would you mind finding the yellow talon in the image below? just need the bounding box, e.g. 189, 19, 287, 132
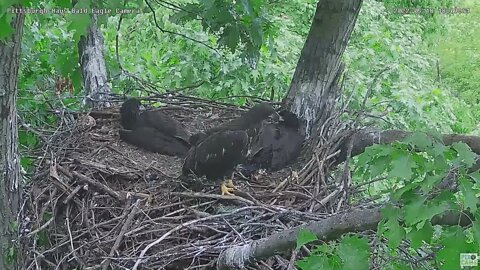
220, 182, 235, 196
225, 179, 236, 189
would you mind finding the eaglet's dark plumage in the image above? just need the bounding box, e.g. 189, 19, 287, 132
119, 98, 190, 157
242, 110, 304, 175
191, 102, 279, 146
182, 130, 249, 195
183, 102, 280, 195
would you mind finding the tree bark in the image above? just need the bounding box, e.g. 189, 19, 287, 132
0, 11, 25, 270
335, 129, 480, 165
78, 14, 111, 109
216, 207, 471, 269
284, 0, 363, 137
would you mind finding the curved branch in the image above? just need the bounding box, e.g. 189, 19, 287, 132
144, 0, 220, 54
216, 207, 472, 269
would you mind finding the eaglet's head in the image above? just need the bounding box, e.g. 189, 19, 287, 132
244, 102, 279, 122
121, 98, 142, 116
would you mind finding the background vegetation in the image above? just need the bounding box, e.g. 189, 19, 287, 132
9, 0, 479, 268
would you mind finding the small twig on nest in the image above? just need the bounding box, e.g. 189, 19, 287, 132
71, 170, 124, 201
170, 192, 255, 205
101, 199, 142, 270
26, 217, 54, 238
131, 206, 264, 270
63, 184, 84, 204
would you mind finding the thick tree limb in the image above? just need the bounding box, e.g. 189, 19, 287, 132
216, 207, 472, 269
335, 129, 480, 165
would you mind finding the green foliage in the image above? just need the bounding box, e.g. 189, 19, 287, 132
433, 0, 480, 122
296, 233, 370, 270
296, 228, 318, 250
4, 246, 17, 265
170, 0, 275, 61
355, 133, 480, 269
345, 0, 476, 133
102, 0, 311, 103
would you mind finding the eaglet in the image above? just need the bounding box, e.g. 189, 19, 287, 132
119, 98, 190, 157
242, 110, 304, 175
183, 102, 280, 195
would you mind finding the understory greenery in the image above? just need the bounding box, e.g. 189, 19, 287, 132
296, 132, 480, 270
1, 0, 478, 268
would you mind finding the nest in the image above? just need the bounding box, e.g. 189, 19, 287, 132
25, 95, 355, 270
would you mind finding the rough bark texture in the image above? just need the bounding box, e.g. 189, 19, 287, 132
334, 129, 480, 191
284, 0, 363, 137
216, 207, 472, 269
0, 12, 25, 270
78, 14, 111, 109
335, 129, 480, 165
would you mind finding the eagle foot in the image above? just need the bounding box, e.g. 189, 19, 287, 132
220, 180, 236, 196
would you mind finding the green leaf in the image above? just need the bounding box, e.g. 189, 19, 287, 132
370, 156, 389, 178
407, 221, 433, 248
296, 228, 317, 250
0, 12, 14, 39
405, 131, 432, 150
20, 157, 33, 174
391, 182, 420, 202
18, 130, 38, 148
250, 17, 263, 47
383, 218, 405, 249
311, 243, 332, 255
238, 0, 253, 15
66, 1, 91, 42
452, 142, 476, 168
472, 212, 480, 244
36, 230, 49, 247
392, 262, 411, 270
389, 154, 414, 179
431, 142, 448, 157
469, 171, 480, 184
420, 174, 443, 193
436, 226, 475, 270
296, 255, 336, 270
337, 236, 370, 270
403, 197, 428, 226
220, 25, 240, 52
459, 177, 478, 213
54, 0, 71, 8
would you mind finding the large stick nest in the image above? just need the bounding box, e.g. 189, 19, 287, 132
25, 95, 355, 270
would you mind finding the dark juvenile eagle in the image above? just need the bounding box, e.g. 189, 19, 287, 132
191, 102, 280, 146
119, 98, 190, 157
242, 110, 304, 174
182, 130, 249, 195
183, 102, 280, 195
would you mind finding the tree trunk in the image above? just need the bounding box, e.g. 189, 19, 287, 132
78, 14, 111, 109
0, 12, 25, 270
284, 0, 363, 137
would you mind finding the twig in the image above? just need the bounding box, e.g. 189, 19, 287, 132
101, 199, 142, 270
170, 192, 255, 205
132, 206, 263, 269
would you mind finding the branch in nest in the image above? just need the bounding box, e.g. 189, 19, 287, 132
216, 207, 473, 269
57, 166, 150, 202
131, 206, 266, 270
171, 192, 256, 205
335, 129, 480, 166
